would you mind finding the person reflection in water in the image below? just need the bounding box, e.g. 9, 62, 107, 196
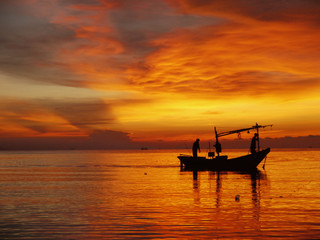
192, 138, 200, 158
250, 133, 258, 154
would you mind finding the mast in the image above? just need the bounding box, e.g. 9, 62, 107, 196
214, 127, 222, 156
214, 127, 218, 143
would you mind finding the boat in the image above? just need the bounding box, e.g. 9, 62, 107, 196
178, 123, 272, 171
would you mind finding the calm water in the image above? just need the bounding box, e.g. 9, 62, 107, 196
0, 149, 319, 239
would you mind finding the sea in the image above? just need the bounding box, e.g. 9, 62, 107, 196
0, 148, 319, 239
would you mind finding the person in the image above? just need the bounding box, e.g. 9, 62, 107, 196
215, 141, 222, 156
192, 138, 200, 158
250, 133, 258, 154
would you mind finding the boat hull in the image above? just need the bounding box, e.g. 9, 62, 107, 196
178, 148, 270, 171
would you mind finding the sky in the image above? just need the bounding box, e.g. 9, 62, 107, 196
0, 0, 320, 149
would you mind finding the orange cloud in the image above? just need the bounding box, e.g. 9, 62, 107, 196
1, 0, 320, 142
122, 1, 320, 140
0, 98, 114, 137
127, 20, 320, 99
0, 99, 74, 137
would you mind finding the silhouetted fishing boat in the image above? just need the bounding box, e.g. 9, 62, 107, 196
178, 123, 272, 171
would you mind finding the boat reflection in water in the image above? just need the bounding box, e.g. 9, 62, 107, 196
182, 168, 269, 231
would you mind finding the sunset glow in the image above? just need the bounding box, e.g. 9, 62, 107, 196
1, 0, 320, 148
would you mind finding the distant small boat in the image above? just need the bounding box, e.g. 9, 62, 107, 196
178, 123, 272, 171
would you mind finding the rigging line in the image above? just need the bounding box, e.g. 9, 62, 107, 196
216, 124, 273, 138
262, 155, 267, 170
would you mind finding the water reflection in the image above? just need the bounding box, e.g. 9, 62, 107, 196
1, 150, 319, 239
183, 169, 269, 231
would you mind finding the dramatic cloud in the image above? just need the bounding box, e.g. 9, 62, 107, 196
128, 1, 320, 98
166, 0, 320, 23
0, 129, 138, 150
0, 0, 83, 87
0, 98, 115, 137
0, 0, 319, 145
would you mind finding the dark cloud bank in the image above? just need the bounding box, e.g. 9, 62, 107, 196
0, 132, 319, 150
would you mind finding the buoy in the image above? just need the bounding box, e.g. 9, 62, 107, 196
235, 194, 240, 201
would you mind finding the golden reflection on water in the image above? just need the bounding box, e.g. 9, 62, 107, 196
0, 149, 319, 239
182, 169, 269, 235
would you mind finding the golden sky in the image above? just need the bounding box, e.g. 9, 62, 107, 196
0, 0, 320, 145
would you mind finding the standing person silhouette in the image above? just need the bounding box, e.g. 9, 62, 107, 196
215, 141, 222, 156
192, 138, 200, 158
250, 133, 258, 154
